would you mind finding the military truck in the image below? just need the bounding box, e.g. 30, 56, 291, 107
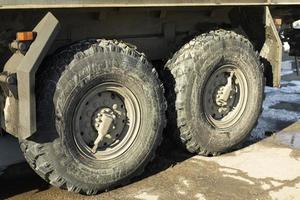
0, 0, 299, 195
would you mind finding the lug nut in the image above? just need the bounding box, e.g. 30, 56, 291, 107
106, 135, 112, 139
112, 104, 118, 110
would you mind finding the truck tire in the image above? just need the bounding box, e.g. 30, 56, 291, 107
165, 30, 264, 156
19, 39, 166, 195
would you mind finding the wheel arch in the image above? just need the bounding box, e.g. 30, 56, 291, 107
229, 6, 282, 87
259, 6, 282, 88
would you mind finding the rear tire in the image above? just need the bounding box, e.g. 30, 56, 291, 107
20, 40, 166, 195
165, 30, 264, 156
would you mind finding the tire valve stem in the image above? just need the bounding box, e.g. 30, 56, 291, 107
92, 112, 114, 154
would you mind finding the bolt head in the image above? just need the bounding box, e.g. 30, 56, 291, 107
112, 104, 118, 110
106, 134, 112, 139
6, 76, 16, 84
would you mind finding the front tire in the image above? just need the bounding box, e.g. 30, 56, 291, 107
20, 40, 166, 194
165, 30, 264, 156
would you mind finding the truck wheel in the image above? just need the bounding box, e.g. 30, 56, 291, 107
165, 30, 263, 156
19, 40, 166, 195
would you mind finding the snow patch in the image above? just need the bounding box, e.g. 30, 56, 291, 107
135, 192, 159, 200
219, 167, 238, 174
195, 193, 206, 200
250, 68, 300, 140
270, 182, 300, 199
281, 60, 294, 75
222, 174, 255, 185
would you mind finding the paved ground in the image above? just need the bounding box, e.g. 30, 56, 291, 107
1, 123, 300, 200
0, 60, 300, 200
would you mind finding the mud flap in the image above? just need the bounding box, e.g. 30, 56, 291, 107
260, 6, 282, 88
2, 12, 60, 139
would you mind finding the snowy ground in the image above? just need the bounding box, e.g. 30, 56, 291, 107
250, 60, 300, 140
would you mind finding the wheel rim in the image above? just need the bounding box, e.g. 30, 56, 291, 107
203, 65, 248, 129
73, 82, 141, 160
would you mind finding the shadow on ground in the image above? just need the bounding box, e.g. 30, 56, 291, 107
0, 135, 194, 199
0, 162, 50, 199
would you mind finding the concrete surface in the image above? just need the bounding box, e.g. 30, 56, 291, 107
0, 60, 299, 200
1, 123, 300, 200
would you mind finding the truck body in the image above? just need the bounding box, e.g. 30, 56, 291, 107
0, 0, 300, 7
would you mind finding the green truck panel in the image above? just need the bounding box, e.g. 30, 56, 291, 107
0, 0, 299, 9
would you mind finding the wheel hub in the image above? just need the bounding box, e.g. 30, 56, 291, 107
92, 108, 116, 153
94, 107, 116, 131
203, 65, 248, 128
73, 82, 141, 160
215, 71, 235, 107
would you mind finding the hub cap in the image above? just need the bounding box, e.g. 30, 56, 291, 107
73, 82, 141, 160
203, 65, 248, 128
